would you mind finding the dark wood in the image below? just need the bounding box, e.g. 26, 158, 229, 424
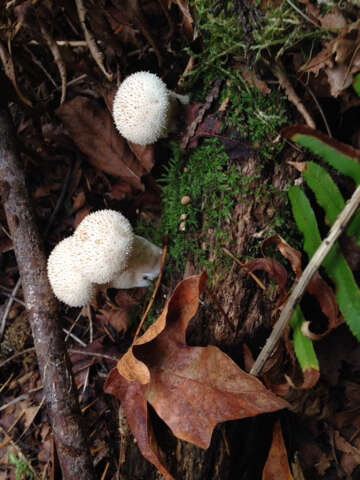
0, 107, 95, 479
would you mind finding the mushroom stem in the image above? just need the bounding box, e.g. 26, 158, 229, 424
111, 235, 162, 289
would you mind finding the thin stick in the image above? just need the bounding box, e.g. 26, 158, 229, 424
272, 61, 316, 129
39, 21, 67, 105
0, 347, 36, 369
62, 328, 87, 347
297, 78, 332, 137
222, 247, 266, 290
133, 244, 168, 342
0, 425, 38, 478
68, 349, 118, 362
0, 387, 43, 412
64, 309, 83, 342
285, 0, 320, 28
74, 0, 112, 81
250, 184, 360, 376
0, 278, 21, 341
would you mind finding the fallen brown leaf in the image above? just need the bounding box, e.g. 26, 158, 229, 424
262, 420, 294, 480
246, 257, 288, 299
56, 96, 154, 190
104, 274, 288, 477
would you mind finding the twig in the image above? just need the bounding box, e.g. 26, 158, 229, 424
64, 309, 84, 342
0, 40, 32, 107
285, 0, 320, 28
101, 462, 110, 480
39, 22, 67, 105
0, 387, 43, 413
68, 349, 118, 362
74, 0, 112, 81
87, 304, 94, 344
0, 107, 95, 479
133, 243, 168, 341
0, 278, 21, 341
297, 78, 332, 137
0, 425, 38, 479
222, 247, 266, 290
250, 184, 360, 376
24, 45, 58, 88
0, 347, 36, 369
62, 328, 87, 347
272, 60, 316, 129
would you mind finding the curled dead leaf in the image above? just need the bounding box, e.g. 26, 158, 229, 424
105, 274, 288, 477
246, 257, 288, 298
262, 235, 302, 279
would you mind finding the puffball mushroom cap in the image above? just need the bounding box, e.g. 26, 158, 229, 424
72, 209, 134, 284
113, 71, 170, 145
47, 237, 94, 307
111, 235, 162, 289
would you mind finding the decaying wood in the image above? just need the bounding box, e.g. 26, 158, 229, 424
0, 107, 95, 479
251, 184, 360, 376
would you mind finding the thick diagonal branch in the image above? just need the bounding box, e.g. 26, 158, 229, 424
0, 107, 95, 479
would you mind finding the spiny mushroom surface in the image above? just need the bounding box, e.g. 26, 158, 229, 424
113, 71, 169, 145
72, 209, 134, 284
47, 236, 94, 307
113, 71, 189, 146
47, 209, 163, 307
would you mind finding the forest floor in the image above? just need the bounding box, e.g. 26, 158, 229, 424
1, 0, 360, 479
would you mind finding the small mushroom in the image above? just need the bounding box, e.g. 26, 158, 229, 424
112, 71, 189, 145
47, 209, 163, 307
72, 209, 134, 284
47, 236, 94, 307
111, 235, 162, 289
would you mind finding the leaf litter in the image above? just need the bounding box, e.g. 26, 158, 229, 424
0, 0, 360, 478
104, 274, 288, 478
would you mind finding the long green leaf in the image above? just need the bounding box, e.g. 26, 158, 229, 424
288, 186, 360, 340
283, 125, 360, 184
290, 306, 319, 372
303, 162, 360, 245
353, 73, 360, 98
288, 186, 321, 258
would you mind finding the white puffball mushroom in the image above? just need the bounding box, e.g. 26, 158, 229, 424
72, 210, 134, 284
111, 235, 162, 289
47, 237, 94, 307
113, 71, 189, 146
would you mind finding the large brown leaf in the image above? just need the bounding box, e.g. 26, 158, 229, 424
104, 274, 288, 477
56, 96, 154, 190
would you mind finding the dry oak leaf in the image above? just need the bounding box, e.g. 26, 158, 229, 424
104, 274, 288, 479
262, 419, 294, 480
56, 96, 154, 190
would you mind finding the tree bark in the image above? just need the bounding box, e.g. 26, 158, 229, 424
0, 107, 95, 479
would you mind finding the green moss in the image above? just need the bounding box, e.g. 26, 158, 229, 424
137, 139, 244, 280
220, 75, 288, 159
251, 1, 328, 63
186, 0, 329, 86
9, 453, 34, 480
